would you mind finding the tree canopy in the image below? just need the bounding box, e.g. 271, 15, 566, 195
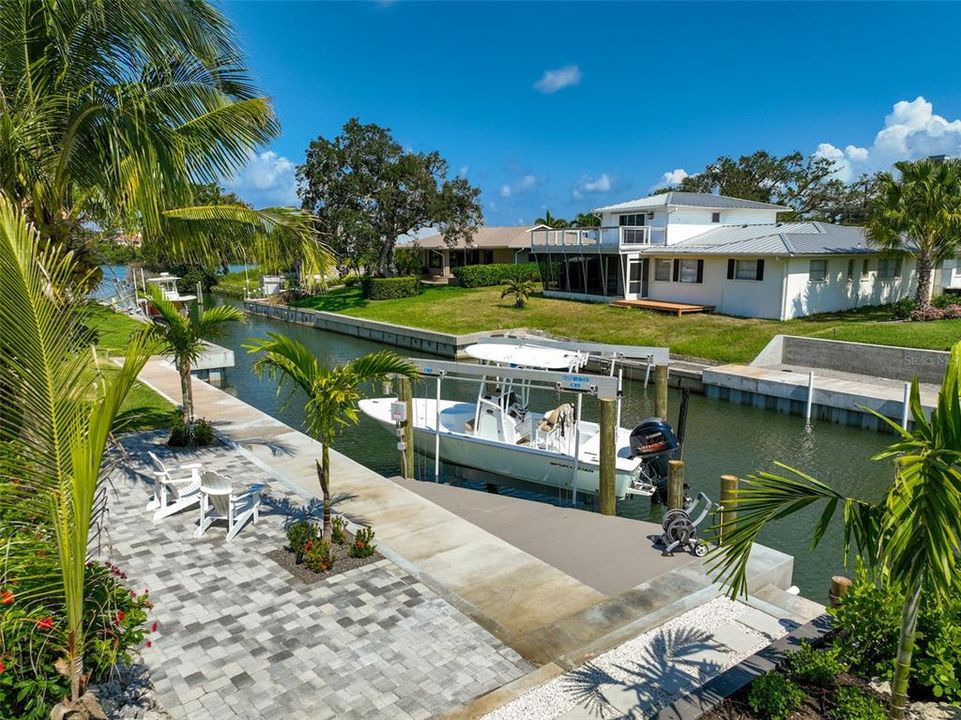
663, 150, 883, 224
296, 118, 483, 276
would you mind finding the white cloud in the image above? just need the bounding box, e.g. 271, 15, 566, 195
649, 168, 689, 192
534, 65, 582, 94
458, 165, 470, 177
500, 174, 538, 198
572, 173, 613, 200
815, 97, 961, 181
224, 151, 297, 207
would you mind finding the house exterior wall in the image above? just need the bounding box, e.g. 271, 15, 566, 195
645, 256, 785, 319
780, 256, 917, 320
596, 208, 782, 245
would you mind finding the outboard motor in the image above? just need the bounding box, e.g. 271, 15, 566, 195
629, 418, 682, 503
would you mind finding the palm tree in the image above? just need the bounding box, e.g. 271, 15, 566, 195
708, 341, 961, 719
572, 212, 601, 228
0, 197, 155, 714
501, 278, 536, 308
535, 209, 569, 228
866, 158, 961, 308
0, 0, 331, 287
146, 287, 244, 422
247, 335, 417, 542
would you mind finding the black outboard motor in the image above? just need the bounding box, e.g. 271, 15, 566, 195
629, 418, 682, 503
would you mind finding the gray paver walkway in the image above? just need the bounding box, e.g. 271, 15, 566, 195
101, 432, 531, 719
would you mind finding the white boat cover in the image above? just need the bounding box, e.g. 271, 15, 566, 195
465, 343, 586, 371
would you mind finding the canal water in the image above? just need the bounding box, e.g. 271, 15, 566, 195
94, 269, 891, 603
193, 295, 891, 603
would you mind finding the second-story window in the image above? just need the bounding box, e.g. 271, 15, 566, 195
618, 213, 645, 227
711, 212, 721, 223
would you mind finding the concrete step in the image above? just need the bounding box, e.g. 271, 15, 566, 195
752, 584, 827, 624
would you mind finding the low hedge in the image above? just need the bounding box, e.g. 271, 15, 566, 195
452, 262, 541, 288
361, 275, 422, 300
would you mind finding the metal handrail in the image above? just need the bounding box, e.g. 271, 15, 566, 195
530, 225, 665, 248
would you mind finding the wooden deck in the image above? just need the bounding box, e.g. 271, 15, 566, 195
611, 298, 715, 316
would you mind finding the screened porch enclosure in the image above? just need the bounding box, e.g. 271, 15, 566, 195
534, 251, 641, 298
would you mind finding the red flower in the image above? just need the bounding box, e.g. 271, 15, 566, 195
36, 617, 53, 630
151, 622, 159, 633
0, 660, 5, 673
129, 590, 136, 598
145, 640, 152, 648
114, 611, 125, 624
1, 591, 13, 605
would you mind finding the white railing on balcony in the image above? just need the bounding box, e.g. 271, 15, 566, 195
530, 225, 666, 249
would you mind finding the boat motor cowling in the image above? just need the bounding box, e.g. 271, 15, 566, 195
629, 418, 682, 502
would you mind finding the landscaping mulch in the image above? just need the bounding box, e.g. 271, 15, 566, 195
267, 531, 384, 583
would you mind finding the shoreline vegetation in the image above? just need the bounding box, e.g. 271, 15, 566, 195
290, 284, 961, 364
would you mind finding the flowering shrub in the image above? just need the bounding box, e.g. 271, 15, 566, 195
286, 520, 315, 564
349, 527, 377, 559
0, 537, 154, 720
303, 539, 334, 573
331, 516, 347, 546
911, 305, 946, 321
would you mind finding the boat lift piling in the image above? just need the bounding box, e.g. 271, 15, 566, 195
655, 364, 669, 419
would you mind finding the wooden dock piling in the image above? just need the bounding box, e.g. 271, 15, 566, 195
397, 376, 415, 479
655, 364, 669, 419
719, 474, 739, 546
667, 459, 685, 510
598, 399, 616, 516
829, 576, 852, 606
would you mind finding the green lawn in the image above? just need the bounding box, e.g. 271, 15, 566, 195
294, 285, 961, 363
87, 304, 177, 431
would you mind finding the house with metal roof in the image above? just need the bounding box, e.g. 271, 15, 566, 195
530, 191, 918, 320
409, 225, 533, 281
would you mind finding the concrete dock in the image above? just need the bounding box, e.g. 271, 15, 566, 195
135, 361, 795, 668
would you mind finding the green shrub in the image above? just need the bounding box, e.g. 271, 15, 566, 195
286, 521, 314, 563
831, 563, 961, 702
349, 527, 377, 558
361, 276, 422, 300
829, 686, 885, 720
167, 416, 216, 447
748, 672, 804, 720
891, 297, 916, 319
342, 273, 363, 287
0, 538, 153, 720
331, 516, 347, 546
452, 262, 541, 288
303, 538, 334, 573
785, 641, 847, 687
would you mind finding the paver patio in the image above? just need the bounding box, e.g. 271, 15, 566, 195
99, 431, 532, 719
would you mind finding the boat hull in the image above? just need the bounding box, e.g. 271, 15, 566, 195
361, 398, 639, 499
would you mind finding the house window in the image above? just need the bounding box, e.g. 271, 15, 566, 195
654, 259, 672, 281
678, 259, 701, 284
736, 260, 759, 281
861, 258, 870, 279
847, 259, 855, 280
878, 258, 902, 279
618, 213, 646, 227
428, 252, 443, 269
809, 259, 828, 282
711, 212, 721, 223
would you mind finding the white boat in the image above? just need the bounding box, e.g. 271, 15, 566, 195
359, 342, 680, 499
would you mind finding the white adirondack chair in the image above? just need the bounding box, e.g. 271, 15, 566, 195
195, 470, 263, 542
147, 452, 202, 521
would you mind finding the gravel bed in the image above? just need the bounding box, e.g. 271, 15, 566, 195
483, 597, 772, 720
91, 659, 171, 720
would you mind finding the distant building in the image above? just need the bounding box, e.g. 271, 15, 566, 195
530, 191, 921, 320
410, 226, 533, 280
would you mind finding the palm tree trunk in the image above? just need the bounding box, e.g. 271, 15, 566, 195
915, 255, 933, 308
889, 581, 922, 719
316, 447, 332, 544
179, 358, 193, 421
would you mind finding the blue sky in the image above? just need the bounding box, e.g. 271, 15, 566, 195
223, 1, 961, 225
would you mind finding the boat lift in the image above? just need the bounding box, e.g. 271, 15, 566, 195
407, 357, 622, 506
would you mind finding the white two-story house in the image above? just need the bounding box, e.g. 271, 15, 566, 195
529, 191, 918, 320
